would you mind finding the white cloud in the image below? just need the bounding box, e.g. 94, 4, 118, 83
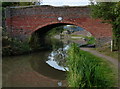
41, 0, 90, 6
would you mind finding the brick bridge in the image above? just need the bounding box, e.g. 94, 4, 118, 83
5, 5, 112, 41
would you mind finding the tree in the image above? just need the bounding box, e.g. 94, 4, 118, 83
2, 2, 34, 7
90, 2, 120, 51
2, 0, 42, 7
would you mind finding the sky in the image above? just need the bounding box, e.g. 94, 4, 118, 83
40, 0, 91, 6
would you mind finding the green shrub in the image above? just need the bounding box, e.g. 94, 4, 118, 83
45, 26, 64, 37
2, 37, 31, 56
66, 43, 116, 88
85, 36, 96, 45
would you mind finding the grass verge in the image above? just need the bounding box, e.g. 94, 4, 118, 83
66, 43, 117, 88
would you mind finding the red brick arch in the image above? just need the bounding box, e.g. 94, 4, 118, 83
5, 6, 112, 40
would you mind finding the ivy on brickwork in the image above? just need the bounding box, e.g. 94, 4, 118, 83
91, 2, 120, 51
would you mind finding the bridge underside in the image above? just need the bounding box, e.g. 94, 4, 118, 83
34, 23, 72, 37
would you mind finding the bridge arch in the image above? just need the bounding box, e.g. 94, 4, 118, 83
30, 22, 94, 37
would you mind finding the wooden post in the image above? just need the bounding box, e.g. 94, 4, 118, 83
111, 40, 113, 52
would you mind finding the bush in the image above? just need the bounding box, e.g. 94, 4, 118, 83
66, 43, 116, 88
85, 36, 96, 45
45, 26, 64, 37
2, 37, 31, 56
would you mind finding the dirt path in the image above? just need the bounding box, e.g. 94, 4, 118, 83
80, 48, 118, 67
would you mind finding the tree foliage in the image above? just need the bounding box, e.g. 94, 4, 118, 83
2, 2, 34, 7
2, 0, 42, 7
91, 2, 120, 50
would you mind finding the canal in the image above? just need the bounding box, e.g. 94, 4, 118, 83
2, 38, 85, 87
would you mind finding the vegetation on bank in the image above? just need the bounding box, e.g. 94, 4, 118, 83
66, 43, 117, 88
45, 26, 64, 37
84, 36, 95, 45
2, 35, 31, 56
70, 34, 96, 45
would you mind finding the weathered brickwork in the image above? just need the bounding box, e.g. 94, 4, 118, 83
5, 5, 112, 40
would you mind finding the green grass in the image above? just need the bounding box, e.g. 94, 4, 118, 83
66, 43, 117, 88
70, 35, 96, 45
70, 34, 84, 37
70, 38, 82, 40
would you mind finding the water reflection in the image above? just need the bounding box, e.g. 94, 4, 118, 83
30, 50, 66, 80
46, 45, 70, 71
30, 39, 69, 80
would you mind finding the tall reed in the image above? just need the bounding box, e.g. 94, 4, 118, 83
66, 43, 116, 88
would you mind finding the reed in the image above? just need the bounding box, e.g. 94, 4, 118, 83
66, 43, 116, 88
